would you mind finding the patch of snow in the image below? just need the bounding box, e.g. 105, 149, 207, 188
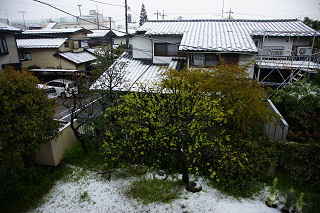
31, 166, 283, 213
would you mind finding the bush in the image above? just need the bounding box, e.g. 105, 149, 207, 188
271, 80, 320, 144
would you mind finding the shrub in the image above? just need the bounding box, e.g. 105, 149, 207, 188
271, 80, 320, 144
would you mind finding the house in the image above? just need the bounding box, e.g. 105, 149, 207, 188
87, 29, 134, 48
129, 19, 319, 87
16, 28, 96, 79
0, 23, 22, 71
93, 19, 320, 92
52, 10, 115, 30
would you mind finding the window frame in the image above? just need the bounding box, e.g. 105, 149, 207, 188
154, 43, 179, 57
0, 35, 9, 55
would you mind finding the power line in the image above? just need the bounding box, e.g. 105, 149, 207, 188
85, 0, 124, 7
30, 0, 258, 56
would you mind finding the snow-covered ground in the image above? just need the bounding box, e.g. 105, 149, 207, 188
31, 166, 283, 213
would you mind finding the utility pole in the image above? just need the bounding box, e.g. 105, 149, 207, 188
160, 10, 167, 20
109, 17, 112, 30
221, 0, 224, 18
226, 8, 233, 19
125, 0, 129, 48
77, 5, 82, 27
154, 10, 161, 20
96, 6, 100, 29
18, 11, 27, 30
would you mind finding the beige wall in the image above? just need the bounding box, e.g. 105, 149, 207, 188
0, 33, 20, 69
21, 48, 78, 70
34, 123, 78, 166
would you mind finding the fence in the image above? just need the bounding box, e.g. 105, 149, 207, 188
265, 99, 289, 141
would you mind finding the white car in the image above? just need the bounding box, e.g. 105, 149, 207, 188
47, 79, 77, 98
37, 84, 58, 99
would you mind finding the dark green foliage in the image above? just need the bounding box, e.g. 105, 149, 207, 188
139, 3, 148, 26
273, 141, 320, 190
126, 178, 182, 204
271, 80, 320, 144
303, 17, 320, 49
0, 67, 57, 167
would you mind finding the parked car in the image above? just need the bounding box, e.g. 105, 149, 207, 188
37, 84, 58, 99
46, 79, 77, 98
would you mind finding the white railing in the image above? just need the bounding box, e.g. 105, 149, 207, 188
265, 99, 288, 141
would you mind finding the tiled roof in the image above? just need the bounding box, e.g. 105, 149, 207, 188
91, 51, 182, 91
88, 29, 135, 38
17, 38, 67, 48
87, 30, 108, 38
0, 23, 22, 32
23, 28, 91, 34
137, 19, 319, 53
57, 51, 97, 64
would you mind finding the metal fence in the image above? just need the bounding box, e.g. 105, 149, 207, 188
265, 99, 289, 141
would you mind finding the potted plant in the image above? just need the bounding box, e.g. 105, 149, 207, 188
266, 177, 278, 208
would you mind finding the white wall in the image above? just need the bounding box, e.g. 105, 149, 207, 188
239, 54, 256, 78
132, 36, 152, 59
0, 33, 20, 69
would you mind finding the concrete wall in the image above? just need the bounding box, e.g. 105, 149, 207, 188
21, 48, 77, 70
239, 54, 256, 78
34, 122, 78, 166
132, 36, 152, 59
0, 33, 20, 69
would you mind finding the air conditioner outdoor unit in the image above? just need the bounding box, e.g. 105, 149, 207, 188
297, 47, 312, 56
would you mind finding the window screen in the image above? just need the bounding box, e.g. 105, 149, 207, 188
154, 43, 167, 56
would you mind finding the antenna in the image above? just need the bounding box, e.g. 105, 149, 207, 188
160, 10, 167, 20
226, 8, 233, 19
221, 0, 224, 18
18, 10, 27, 30
154, 10, 161, 20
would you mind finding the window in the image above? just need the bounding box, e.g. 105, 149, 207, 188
0, 36, 8, 55
19, 52, 32, 61
64, 42, 69, 48
154, 43, 179, 56
190, 53, 218, 67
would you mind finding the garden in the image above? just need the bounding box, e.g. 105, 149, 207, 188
0, 63, 319, 212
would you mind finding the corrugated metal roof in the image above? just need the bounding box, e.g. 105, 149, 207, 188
17, 38, 67, 49
0, 23, 22, 32
58, 51, 97, 64
44, 23, 57, 30
137, 19, 319, 53
91, 51, 174, 91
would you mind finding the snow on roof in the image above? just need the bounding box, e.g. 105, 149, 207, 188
23, 28, 91, 34
57, 51, 97, 64
256, 59, 320, 72
91, 51, 180, 92
137, 19, 319, 53
87, 29, 134, 38
0, 23, 22, 32
44, 22, 57, 30
17, 38, 67, 49
87, 30, 109, 38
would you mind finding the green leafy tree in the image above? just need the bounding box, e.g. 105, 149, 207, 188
303, 17, 320, 49
163, 63, 273, 135
139, 3, 148, 26
104, 77, 228, 184
0, 67, 57, 168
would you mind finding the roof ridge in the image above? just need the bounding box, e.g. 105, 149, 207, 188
146, 19, 299, 23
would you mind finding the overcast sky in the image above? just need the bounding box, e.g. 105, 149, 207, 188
0, 0, 319, 27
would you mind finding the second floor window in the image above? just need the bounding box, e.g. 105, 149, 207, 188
154, 43, 179, 56
0, 36, 8, 55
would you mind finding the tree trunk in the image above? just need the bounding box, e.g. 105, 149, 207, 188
22, 153, 39, 184
177, 149, 189, 183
